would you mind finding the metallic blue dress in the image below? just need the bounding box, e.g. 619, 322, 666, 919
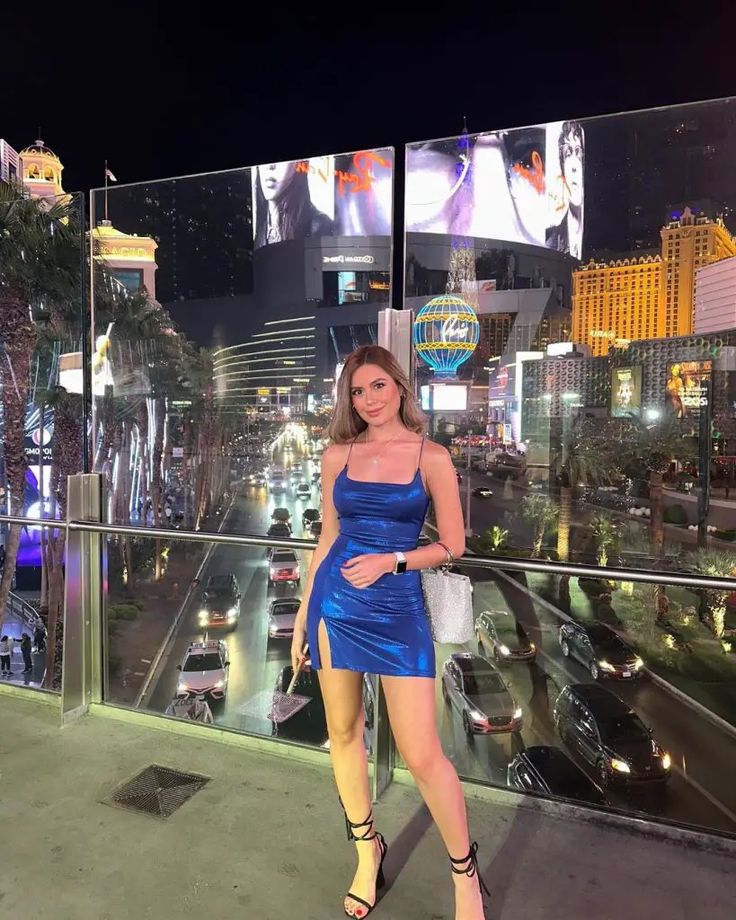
306, 438, 435, 678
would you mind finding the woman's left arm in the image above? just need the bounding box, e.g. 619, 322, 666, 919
340, 443, 465, 589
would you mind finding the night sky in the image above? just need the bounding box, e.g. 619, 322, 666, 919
3, 4, 736, 193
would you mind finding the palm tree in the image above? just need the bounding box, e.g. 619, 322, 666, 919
617, 417, 695, 556
686, 548, 736, 638
551, 419, 619, 562
590, 511, 621, 568
0, 184, 80, 628
518, 494, 558, 558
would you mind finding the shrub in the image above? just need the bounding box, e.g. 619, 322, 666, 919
108, 603, 139, 621
578, 577, 609, 597
664, 504, 688, 526
715, 529, 736, 542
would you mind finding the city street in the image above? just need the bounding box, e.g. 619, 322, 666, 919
137, 437, 736, 837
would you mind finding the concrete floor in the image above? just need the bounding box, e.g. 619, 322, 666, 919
1, 692, 735, 920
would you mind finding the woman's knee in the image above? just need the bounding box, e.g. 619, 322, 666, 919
328, 713, 365, 748
401, 743, 444, 783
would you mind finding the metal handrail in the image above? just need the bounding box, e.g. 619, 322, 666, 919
0, 514, 68, 529
4, 513, 736, 591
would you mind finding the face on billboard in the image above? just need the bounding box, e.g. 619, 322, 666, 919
665, 361, 711, 418
405, 121, 585, 258
611, 367, 642, 417
253, 148, 394, 249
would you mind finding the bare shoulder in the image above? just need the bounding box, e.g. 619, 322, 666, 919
321, 442, 350, 474
422, 439, 452, 466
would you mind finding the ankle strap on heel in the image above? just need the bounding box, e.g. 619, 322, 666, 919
339, 797, 378, 842
450, 841, 492, 897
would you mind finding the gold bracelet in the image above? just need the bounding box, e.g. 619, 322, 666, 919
436, 540, 453, 565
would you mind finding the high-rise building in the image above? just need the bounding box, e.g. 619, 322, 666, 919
0, 139, 20, 185
571, 254, 663, 357
660, 206, 736, 337
694, 254, 736, 334
572, 208, 736, 356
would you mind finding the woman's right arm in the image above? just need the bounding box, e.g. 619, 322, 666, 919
290, 444, 344, 671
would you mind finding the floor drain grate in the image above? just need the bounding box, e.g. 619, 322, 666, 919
103, 764, 211, 819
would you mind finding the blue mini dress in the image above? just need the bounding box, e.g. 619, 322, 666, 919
306, 437, 435, 678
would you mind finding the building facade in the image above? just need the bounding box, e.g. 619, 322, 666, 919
0, 138, 20, 185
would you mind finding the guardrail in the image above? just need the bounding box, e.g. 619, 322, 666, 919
3, 513, 736, 591
6, 592, 41, 630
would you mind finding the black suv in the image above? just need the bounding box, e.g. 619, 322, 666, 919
199, 573, 241, 629
559, 621, 643, 680
554, 684, 671, 789
507, 745, 604, 804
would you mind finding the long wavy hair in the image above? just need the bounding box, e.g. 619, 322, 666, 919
327, 345, 427, 444
254, 164, 313, 248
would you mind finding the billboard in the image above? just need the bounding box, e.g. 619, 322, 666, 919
610, 366, 642, 417
253, 148, 394, 249
406, 121, 584, 257
665, 360, 712, 418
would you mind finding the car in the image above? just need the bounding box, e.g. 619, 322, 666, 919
507, 745, 605, 804
302, 508, 321, 530
488, 452, 526, 481
559, 621, 643, 680
268, 597, 302, 640
267, 521, 291, 540
296, 482, 311, 500
554, 683, 671, 789
441, 653, 522, 739
176, 639, 230, 702
272, 507, 292, 526
476, 610, 536, 664
472, 486, 494, 499
310, 521, 323, 538
247, 472, 267, 487
271, 665, 328, 747
311, 471, 321, 482
198, 573, 241, 628
268, 549, 301, 587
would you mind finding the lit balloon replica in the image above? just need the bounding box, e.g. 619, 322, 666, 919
413, 294, 480, 379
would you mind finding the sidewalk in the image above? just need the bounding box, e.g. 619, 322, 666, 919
1, 693, 734, 920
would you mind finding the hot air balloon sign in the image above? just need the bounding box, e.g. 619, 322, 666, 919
413, 294, 479, 379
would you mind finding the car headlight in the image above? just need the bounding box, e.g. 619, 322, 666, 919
529, 642, 536, 651
598, 659, 616, 672
513, 707, 523, 720
610, 758, 631, 773
661, 752, 672, 770
227, 607, 237, 620
177, 681, 189, 693
468, 708, 485, 721
499, 644, 511, 656
214, 679, 225, 689
198, 609, 209, 622
634, 657, 644, 670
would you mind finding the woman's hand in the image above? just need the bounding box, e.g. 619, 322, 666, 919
290, 612, 308, 675
340, 553, 394, 589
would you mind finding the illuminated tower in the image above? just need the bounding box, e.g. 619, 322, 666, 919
19, 138, 66, 201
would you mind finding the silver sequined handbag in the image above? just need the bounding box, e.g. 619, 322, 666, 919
421, 564, 474, 644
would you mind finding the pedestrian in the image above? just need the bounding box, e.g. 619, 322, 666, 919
34, 621, 47, 652
0, 635, 13, 675
20, 633, 33, 673
292, 345, 489, 919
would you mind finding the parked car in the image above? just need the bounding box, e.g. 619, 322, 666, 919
554, 683, 671, 789
271, 665, 328, 747
267, 598, 302, 640
559, 622, 643, 680
476, 610, 535, 664
507, 745, 605, 804
441, 653, 522, 739
268, 549, 301, 587
296, 482, 311, 500
198, 573, 241, 629
310, 521, 323, 538
272, 507, 292, 527
472, 486, 494, 499
176, 639, 230, 702
302, 508, 321, 530
488, 453, 526, 481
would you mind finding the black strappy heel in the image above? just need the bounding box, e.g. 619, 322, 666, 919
340, 801, 388, 918
450, 840, 492, 900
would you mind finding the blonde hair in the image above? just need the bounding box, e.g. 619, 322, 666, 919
327, 345, 427, 444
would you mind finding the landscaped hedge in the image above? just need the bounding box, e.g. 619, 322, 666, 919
664, 504, 689, 526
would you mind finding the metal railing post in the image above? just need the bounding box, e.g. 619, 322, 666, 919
370, 677, 394, 802
61, 474, 105, 724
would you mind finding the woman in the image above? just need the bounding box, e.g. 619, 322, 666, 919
254, 160, 333, 248
291, 345, 489, 919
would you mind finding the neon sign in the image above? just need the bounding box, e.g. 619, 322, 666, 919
296, 151, 391, 196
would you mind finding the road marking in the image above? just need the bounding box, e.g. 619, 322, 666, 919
672, 764, 736, 826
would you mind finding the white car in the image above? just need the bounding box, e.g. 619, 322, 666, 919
296, 482, 311, 500
441, 653, 522, 738
176, 639, 230, 702
267, 598, 302, 640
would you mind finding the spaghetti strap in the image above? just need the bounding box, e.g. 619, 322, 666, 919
344, 435, 359, 472
416, 436, 425, 473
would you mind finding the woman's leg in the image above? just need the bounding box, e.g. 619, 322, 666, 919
381, 675, 485, 920
316, 620, 383, 918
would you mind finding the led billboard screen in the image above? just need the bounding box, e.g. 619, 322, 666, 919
611, 366, 642, 417
665, 360, 712, 418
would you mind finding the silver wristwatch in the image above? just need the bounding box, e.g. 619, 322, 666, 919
393, 551, 407, 575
